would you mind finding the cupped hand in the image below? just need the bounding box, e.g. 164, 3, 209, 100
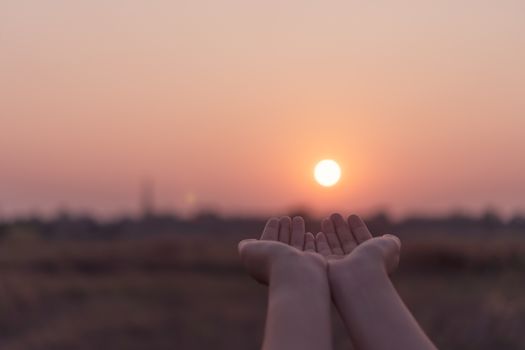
238, 216, 325, 285
314, 214, 401, 275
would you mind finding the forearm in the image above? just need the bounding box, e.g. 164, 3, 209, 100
263, 259, 332, 350
330, 261, 437, 350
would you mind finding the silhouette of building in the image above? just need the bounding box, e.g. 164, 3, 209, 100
140, 179, 155, 218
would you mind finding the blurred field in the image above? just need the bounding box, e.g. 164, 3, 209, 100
1, 219, 525, 349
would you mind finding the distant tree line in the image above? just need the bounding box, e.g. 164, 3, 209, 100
0, 209, 524, 241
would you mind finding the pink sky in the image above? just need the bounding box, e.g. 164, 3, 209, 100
1, 1, 525, 218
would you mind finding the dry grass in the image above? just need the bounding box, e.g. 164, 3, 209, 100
0, 233, 525, 349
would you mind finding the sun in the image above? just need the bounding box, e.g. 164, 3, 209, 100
314, 159, 341, 187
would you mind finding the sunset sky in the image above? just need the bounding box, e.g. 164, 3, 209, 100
1, 1, 524, 218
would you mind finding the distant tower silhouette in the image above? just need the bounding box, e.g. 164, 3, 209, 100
140, 179, 155, 218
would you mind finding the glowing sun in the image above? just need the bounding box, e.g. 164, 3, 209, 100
314, 159, 341, 187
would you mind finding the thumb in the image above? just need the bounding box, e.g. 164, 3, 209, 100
380, 234, 401, 273
382, 234, 401, 249
238, 239, 257, 255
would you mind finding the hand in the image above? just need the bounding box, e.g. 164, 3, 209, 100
242, 217, 334, 350
314, 214, 401, 278
238, 216, 325, 285
314, 215, 436, 350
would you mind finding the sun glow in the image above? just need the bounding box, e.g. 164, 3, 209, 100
314, 159, 341, 187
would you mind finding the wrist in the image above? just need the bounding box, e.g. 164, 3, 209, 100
328, 255, 388, 293
270, 254, 328, 287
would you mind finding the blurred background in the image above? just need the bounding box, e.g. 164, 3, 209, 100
1, 1, 525, 349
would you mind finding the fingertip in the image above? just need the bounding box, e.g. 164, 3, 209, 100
321, 218, 335, 233
279, 216, 292, 223
268, 217, 279, 224
292, 216, 305, 233
238, 239, 256, 253
316, 231, 330, 243
261, 217, 280, 240
292, 215, 305, 223
330, 213, 343, 222
315, 231, 332, 255
265, 217, 280, 230
383, 234, 401, 248
278, 216, 292, 243
304, 232, 316, 251
348, 214, 363, 226
348, 214, 373, 243
331, 213, 350, 231
238, 238, 256, 246
279, 216, 291, 231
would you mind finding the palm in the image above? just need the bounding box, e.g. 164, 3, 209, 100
313, 214, 372, 261
311, 214, 401, 274
238, 216, 325, 284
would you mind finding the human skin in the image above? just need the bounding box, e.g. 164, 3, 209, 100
315, 213, 437, 350
238, 216, 333, 350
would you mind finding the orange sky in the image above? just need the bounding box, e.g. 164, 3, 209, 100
1, 1, 525, 218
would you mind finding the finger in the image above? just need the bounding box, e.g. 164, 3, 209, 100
321, 217, 344, 255
237, 239, 257, 260
382, 234, 401, 250
377, 235, 402, 263
331, 213, 357, 253
291, 216, 306, 249
379, 234, 402, 272
236, 240, 268, 285
348, 215, 373, 243
238, 239, 257, 250
278, 216, 291, 244
315, 232, 332, 256
304, 232, 316, 252
261, 217, 279, 241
